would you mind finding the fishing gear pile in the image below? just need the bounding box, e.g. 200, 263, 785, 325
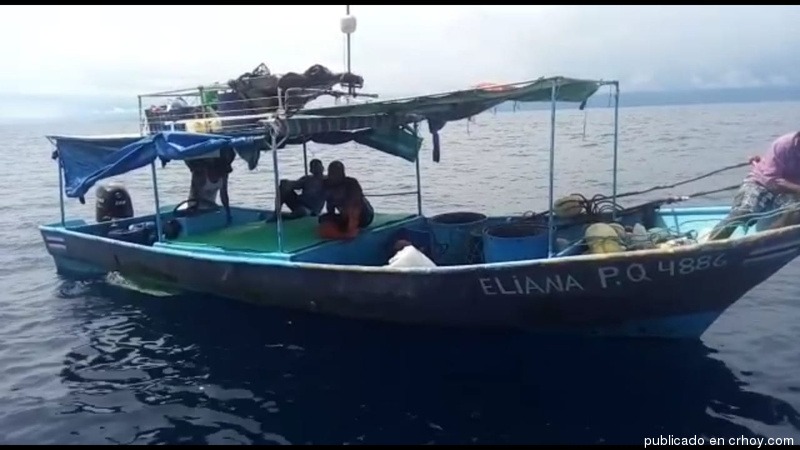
528, 161, 752, 255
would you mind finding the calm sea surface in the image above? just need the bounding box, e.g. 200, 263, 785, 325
2, 102, 800, 444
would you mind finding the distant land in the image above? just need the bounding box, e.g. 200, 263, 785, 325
76, 84, 800, 118
3, 85, 800, 125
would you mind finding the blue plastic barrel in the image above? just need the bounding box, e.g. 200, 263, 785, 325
483, 223, 549, 263
428, 212, 487, 265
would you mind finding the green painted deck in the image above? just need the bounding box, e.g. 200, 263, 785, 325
170, 213, 413, 253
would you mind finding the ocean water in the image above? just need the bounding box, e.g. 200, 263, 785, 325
2, 101, 800, 444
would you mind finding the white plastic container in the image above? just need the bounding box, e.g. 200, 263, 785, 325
387, 245, 436, 268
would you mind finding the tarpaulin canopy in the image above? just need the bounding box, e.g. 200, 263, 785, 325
48, 76, 608, 200
50, 127, 422, 200
275, 76, 607, 161
293, 76, 605, 120
50, 132, 263, 199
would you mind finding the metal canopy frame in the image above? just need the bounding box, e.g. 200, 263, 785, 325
53, 78, 617, 263
546, 79, 620, 257
259, 79, 619, 257
265, 88, 424, 253
73, 79, 618, 259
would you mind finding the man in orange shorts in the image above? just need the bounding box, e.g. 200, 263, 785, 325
317, 160, 374, 239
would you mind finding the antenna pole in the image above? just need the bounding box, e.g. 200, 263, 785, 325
339, 5, 358, 101
346, 5, 353, 96
346, 5, 351, 73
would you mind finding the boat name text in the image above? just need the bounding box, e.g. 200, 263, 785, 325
479, 253, 728, 296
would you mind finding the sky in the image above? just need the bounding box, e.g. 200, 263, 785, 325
2, 5, 800, 120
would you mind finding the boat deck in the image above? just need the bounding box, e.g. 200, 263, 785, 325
169, 212, 413, 254
658, 206, 757, 240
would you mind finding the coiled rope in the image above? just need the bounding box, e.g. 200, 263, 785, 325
560, 199, 800, 253
519, 161, 750, 220
518, 161, 800, 255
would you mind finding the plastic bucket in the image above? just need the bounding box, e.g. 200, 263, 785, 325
428, 212, 487, 265
483, 223, 550, 263
396, 226, 432, 253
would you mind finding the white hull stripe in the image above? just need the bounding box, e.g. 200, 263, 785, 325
747, 240, 800, 257
44, 235, 65, 244
46, 242, 67, 253
742, 248, 800, 266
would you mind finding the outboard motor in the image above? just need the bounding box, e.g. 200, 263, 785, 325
95, 182, 134, 223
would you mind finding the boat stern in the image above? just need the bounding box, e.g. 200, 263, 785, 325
39, 221, 109, 279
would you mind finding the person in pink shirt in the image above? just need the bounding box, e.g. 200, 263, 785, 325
708, 131, 800, 240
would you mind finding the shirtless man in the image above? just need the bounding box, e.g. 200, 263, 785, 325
278, 158, 326, 218
317, 160, 374, 239
185, 147, 235, 224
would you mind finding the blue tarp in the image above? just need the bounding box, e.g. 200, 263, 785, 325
51, 127, 422, 200
52, 132, 263, 199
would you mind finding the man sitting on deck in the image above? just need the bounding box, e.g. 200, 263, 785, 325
278, 158, 327, 219
183, 147, 236, 225
708, 131, 800, 240
317, 160, 375, 239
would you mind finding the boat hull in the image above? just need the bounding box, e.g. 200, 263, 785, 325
39, 218, 800, 339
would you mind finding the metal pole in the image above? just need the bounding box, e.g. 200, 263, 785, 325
137, 95, 144, 135
150, 162, 163, 242
271, 129, 284, 253
414, 122, 422, 216
346, 5, 351, 74
198, 86, 206, 119
273, 87, 285, 253
547, 79, 558, 258
302, 142, 309, 176
346, 5, 353, 96
611, 82, 620, 221
140, 94, 164, 242
57, 157, 65, 226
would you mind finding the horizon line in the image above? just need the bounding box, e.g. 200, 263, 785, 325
4, 82, 800, 101
3, 85, 800, 125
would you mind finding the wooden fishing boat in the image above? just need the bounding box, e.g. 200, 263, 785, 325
39, 75, 800, 339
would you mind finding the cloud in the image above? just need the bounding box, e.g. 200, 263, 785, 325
2, 5, 800, 118
450, 5, 800, 91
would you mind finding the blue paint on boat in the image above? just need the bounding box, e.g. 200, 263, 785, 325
36, 201, 800, 340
